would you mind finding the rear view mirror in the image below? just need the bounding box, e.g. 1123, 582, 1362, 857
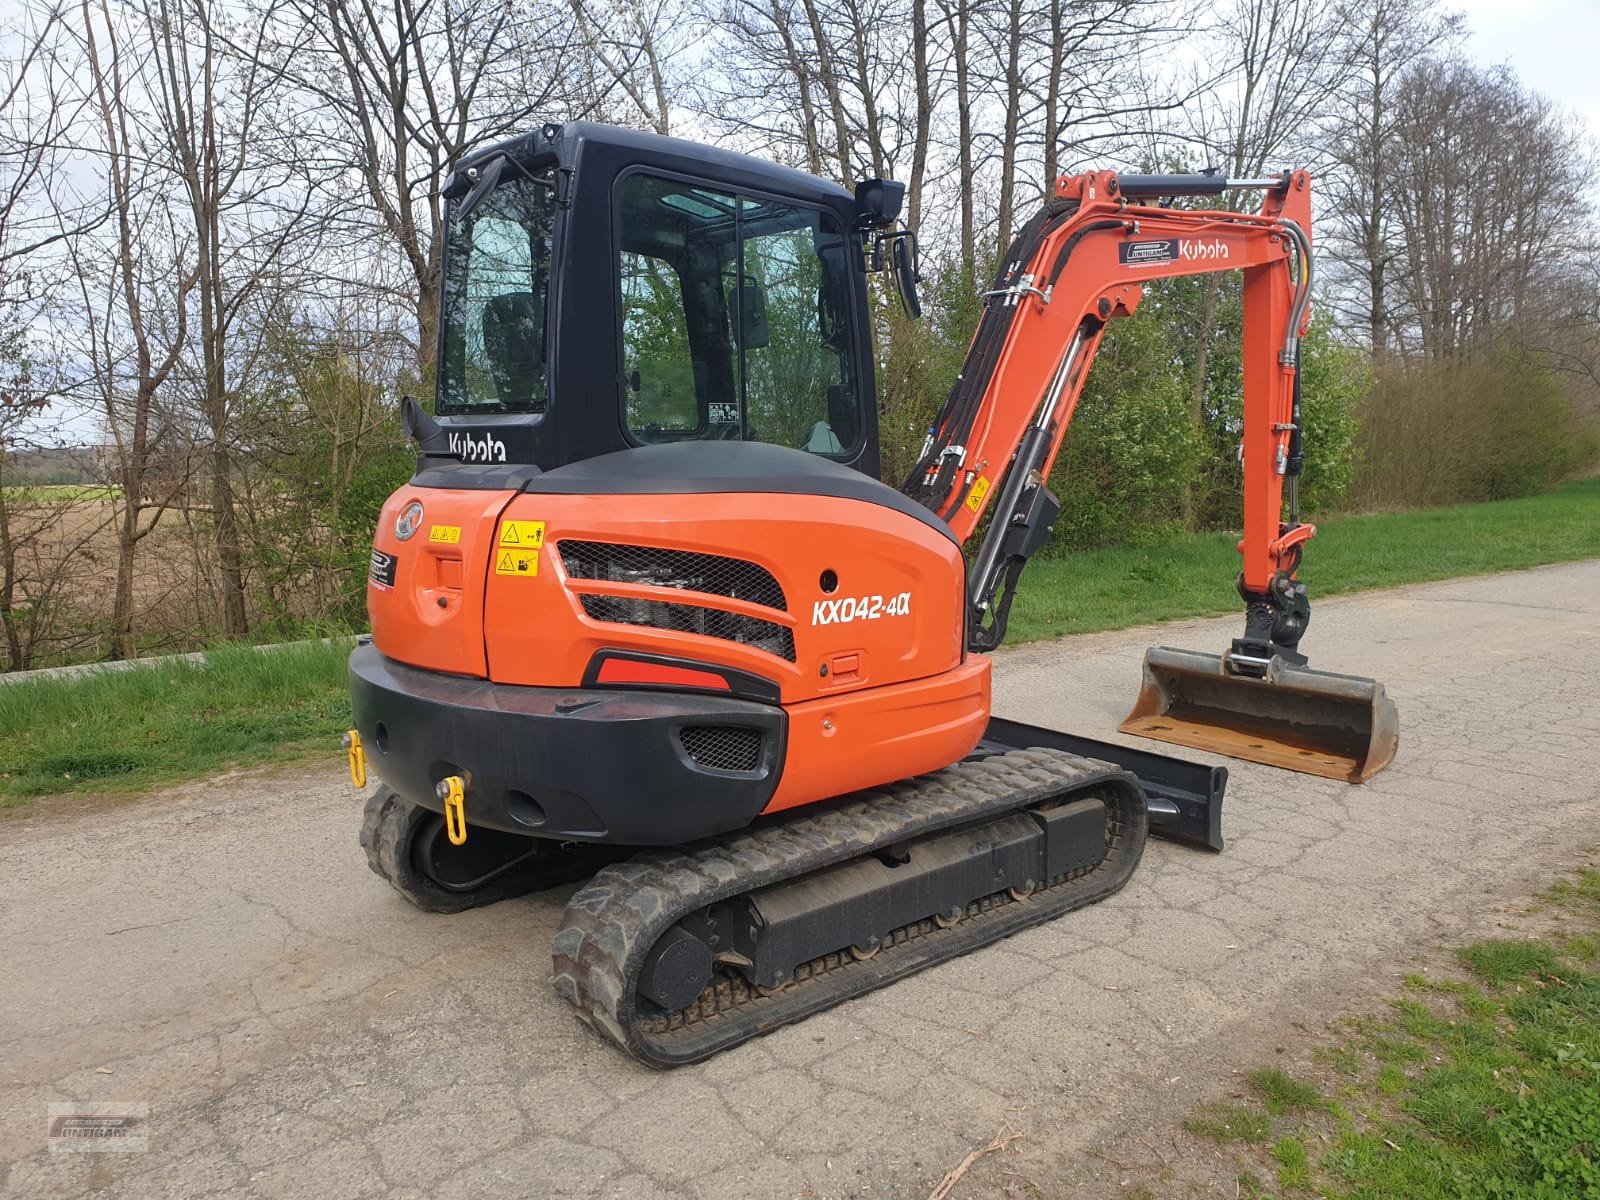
873, 230, 921, 319
891, 232, 922, 319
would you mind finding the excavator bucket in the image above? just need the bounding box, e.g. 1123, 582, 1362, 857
1119, 647, 1399, 783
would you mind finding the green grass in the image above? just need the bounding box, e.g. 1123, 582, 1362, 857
0, 640, 353, 809
1, 483, 122, 502
1185, 1102, 1274, 1144
1180, 868, 1600, 1197
1007, 476, 1600, 644
1249, 1067, 1330, 1116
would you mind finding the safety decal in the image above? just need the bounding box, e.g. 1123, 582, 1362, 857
428, 525, 461, 544
369, 548, 398, 590
498, 520, 545, 549
495, 549, 538, 577
965, 475, 991, 513
495, 520, 544, 577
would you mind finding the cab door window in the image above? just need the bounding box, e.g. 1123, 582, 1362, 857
615, 173, 858, 454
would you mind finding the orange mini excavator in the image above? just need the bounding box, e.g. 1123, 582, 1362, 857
345, 122, 1398, 1065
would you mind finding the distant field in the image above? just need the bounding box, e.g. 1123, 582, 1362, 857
1, 484, 123, 503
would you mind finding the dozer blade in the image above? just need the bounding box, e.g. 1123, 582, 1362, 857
1119, 646, 1399, 783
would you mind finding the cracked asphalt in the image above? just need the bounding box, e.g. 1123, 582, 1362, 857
3, 560, 1599, 1199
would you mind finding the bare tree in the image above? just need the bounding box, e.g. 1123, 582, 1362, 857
1321, 0, 1461, 354
139, 0, 319, 637
1386, 59, 1592, 358
256, 0, 596, 367
1180, 0, 1352, 416
60, 0, 200, 659
569, 0, 695, 134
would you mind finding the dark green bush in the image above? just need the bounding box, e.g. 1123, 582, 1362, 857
1044, 310, 1201, 552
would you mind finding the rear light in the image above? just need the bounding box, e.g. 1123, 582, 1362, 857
594, 658, 733, 692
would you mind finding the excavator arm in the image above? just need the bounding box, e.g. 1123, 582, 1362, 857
903, 169, 1399, 782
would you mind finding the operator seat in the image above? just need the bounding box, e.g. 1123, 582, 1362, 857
483, 291, 545, 408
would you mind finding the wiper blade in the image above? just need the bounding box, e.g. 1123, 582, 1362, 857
456, 154, 508, 221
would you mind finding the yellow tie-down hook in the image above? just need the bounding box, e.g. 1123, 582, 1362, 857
342, 729, 367, 788
436, 775, 469, 846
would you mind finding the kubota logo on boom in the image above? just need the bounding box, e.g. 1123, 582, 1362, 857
1181, 239, 1230, 262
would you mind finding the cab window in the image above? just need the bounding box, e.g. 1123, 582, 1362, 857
615, 173, 859, 454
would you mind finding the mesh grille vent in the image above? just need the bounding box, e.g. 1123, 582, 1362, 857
678, 725, 765, 773
578, 595, 797, 662
558, 541, 786, 612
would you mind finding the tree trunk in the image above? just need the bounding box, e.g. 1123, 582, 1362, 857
212, 439, 247, 636
994, 0, 1023, 258
907, 0, 932, 231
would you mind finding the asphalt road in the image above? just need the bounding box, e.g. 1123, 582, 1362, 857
4, 561, 1599, 1199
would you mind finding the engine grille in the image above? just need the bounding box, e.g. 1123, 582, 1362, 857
678, 725, 765, 773
558, 541, 787, 612
578, 595, 796, 662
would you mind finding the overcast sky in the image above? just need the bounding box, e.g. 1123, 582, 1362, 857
1455, 0, 1600, 136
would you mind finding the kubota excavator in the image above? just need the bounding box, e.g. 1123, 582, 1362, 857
344, 121, 1399, 1067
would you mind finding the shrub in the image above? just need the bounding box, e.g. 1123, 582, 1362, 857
1350, 348, 1597, 510
1044, 310, 1202, 552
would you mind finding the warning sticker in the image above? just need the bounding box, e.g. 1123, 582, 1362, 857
965, 475, 992, 513
495, 548, 538, 577
498, 520, 545, 549
428, 524, 461, 544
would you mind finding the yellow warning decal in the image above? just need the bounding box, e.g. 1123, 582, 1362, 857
428, 524, 461, 544
498, 520, 545, 549
495, 548, 538, 577
965, 475, 992, 513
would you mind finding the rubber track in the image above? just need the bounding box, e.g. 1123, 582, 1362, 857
360, 786, 593, 914
551, 748, 1148, 1067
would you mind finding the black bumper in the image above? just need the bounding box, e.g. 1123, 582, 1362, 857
348, 644, 786, 845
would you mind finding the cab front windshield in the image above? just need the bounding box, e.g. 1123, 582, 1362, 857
438, 172, 554, 413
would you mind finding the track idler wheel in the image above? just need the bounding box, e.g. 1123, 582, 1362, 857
636, 926, 714, 1011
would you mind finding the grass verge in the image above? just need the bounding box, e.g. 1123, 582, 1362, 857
3, 480, 1596, 808
1181, 865, 1600, 1198
1008, 476, 1600, 643
1, 483, 123, 502
0, 639, 353, 810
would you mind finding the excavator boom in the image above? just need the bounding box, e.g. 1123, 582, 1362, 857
902, 169, 1398, 781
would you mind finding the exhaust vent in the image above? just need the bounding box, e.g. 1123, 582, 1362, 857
559, 541, 786, 612
678, 725, 765, 773
577, 595, 797, 662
